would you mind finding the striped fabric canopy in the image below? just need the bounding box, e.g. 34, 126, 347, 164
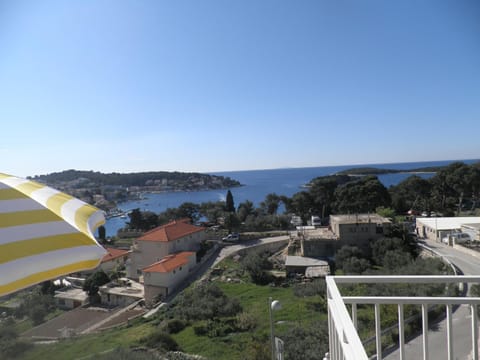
0, 173, 107, 297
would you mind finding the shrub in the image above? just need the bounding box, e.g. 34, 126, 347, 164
141, 330, 180, 351
164, 319, 187, 334
241, 251, 273, 285
171, 283, 242, 321
293, 279, 326, 297
95, 347, 159, 360
235, 312, 257, 331
193, 323, 208, 336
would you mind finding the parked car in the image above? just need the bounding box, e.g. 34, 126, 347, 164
442, 233, 471, 245
222, 233, 240, 242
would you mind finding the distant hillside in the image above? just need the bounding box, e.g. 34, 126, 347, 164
28, 170, 241, 210
30, 169, 241, 189
335, 166, 443, 176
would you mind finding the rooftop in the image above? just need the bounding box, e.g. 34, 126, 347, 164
54, 287, 88, 302
285, 256, 329, 267
99, 278, 144, 298
330, 214, 391, 224
143, 252, 195, 273
416, 216, 480, 230
101, 247, 130, 263
138, 219, 204, 242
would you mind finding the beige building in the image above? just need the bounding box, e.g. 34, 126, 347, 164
99, 278, 144, 307
143, 252, 196, 306
98, 247, 130, 273
330, 214, 391, 248
54, 288, 88, 309
127, 219, 205, 279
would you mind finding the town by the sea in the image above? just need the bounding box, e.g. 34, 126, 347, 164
105, 159, 478, 236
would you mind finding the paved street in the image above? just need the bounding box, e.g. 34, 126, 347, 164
386, 239, 480, 360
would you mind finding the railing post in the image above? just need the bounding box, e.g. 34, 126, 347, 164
352, 303, 357, 329
446, 304, 453, 360
375, 303, 382, 360
422, 304, 429, 360
472, 304, 478, 360
398, 303, 405, 360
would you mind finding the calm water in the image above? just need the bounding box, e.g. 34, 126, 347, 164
105, 159, 478, 236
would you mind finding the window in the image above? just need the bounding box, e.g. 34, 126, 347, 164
179, 266, 182, 271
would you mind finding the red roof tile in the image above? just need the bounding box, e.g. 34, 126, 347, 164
101, 247, 129, 263
138, 220, 204, 242
143, 252, 195, 273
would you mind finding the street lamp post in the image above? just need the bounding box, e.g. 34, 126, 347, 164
269, 297, 282, 360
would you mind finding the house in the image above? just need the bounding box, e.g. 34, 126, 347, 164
99, 247, 130, 273
142, 252, 196, 306
54, 287, 89, 309
329, 214, 391, 249
285, 256, 330, 277
416, 216, 480, 242
126, 219, 205, 279
99, 278, 144, 307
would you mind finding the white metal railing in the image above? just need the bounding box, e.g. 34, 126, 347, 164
326, 275, 480, 360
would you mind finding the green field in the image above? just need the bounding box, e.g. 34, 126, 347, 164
18, 257, 327, 360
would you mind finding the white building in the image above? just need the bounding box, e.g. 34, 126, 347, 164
142, 251, 196, 306
416, 216, 480, 242
54, 288, 88, 309
99, 278, 144, 307
127, 219, 205, 279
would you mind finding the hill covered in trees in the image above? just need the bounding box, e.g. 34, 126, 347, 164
334, 165, 448, 176
29, 170, 241, 211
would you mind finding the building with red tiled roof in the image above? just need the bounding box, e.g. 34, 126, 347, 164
138, 219, 204, 242
99, 247, 130, 273
126, 220, 205, 280
142, 251, 196, 305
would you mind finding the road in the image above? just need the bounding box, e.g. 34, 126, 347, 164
212, 234, 289, 266
386, 239, 480, 360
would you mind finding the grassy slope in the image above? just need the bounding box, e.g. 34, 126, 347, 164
172, 282, 325, 360
20, 322, 153, 360
20, 258, 326, 360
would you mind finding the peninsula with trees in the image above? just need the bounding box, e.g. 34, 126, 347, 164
29, 170, 241, 211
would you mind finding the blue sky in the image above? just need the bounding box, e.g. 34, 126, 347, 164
1, 1, 479, 177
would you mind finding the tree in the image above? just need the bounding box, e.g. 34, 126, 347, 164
389, 175, 432, 214
98, 225, 106, 242
289, 191, 314, 222
83, 270, 110, 297
127, 209, 159, 230
335, 246, 364, 269
225, 190, 235, 212
237, 200, 256, 222
308, 175, 349, 218
241, 251, 273, 285
127, 208, 143, 229
224, 212, 240, 233
283, 322, 329, 360
334, 176, 391, 213
199, 201, 225, 224
260, 193, 281, 215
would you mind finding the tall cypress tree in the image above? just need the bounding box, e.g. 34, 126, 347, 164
225, 190, 235, 212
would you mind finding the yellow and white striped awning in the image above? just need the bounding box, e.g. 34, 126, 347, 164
0, 173, 107, 296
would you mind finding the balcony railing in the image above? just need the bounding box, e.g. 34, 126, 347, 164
326, 275, 480, 360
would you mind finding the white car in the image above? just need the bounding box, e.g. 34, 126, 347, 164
222, 233, 240, 242
442, 233, 471, 244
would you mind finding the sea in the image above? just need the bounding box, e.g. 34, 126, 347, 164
104, 159, 478, 236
